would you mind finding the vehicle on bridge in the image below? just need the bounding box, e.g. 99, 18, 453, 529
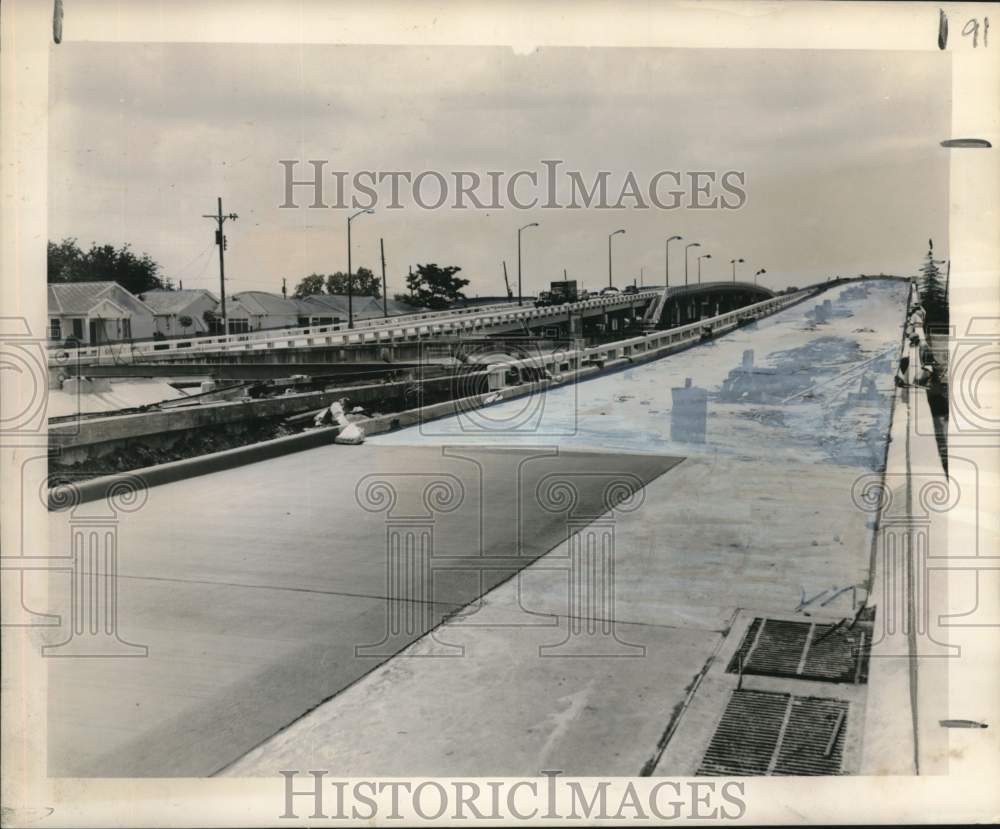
534, 291, 553, 308
549, 280, 578, 305
623, 284, 639, 295
601, 286, 621, 296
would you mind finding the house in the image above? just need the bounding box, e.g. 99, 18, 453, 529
223, 290, 421, 333
301, 294, 379, 324
138, 289, 220, 337
48, 281, 156, 345
299, 294, 413, 323
227, 291, 303, 332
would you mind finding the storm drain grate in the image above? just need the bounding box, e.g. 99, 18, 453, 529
698, 690, 849, 776
726, 617, 872, 684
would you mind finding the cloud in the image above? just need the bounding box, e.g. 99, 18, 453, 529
48, 43, 950, 295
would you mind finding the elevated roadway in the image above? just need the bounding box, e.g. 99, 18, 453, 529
42, 277, 918, 778
50, 290, 661, 369
645, 279, 776, 329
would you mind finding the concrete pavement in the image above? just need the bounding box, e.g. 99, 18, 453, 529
45, 445, 678, 776
226, 280, 910, 776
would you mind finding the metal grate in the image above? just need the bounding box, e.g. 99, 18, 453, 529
698, 689, 788, 775
773, 696, 849, 775
727, 617, 872, 684
698, 689, 849, 776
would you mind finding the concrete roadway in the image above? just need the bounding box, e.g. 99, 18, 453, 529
226, 279, 909, 777
45, 445, 677, 776
47, 279, 909, 777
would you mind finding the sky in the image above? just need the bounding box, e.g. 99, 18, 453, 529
49, 43, 951, 298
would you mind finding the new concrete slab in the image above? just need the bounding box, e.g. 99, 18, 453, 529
45, 444, 679, 776
224, 280, 909, 777
226, 581, 722, 777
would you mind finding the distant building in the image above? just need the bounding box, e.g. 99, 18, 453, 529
303, 294, 409, 322
228, 291, 412, 331
48, 281, 156, 345
228, 291, 303, 332
139, 288, 219, 337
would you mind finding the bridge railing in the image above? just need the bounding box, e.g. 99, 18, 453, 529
49, 298, 522, 362
474, 287, 817, 379
50, 290, 660, 367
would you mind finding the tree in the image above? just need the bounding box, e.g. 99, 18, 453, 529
202, 308, 219, 333
47, 237, 169, 294
919, 239, 949, 329
293, 268, 381, 298
327, 267, 380, 298
178, 314, 194, 334
404, 263, 469, 310
293, 273, 328, 298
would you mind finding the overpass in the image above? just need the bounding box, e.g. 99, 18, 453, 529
644, 280, 777, 329
49, 290, 662, 369
44, 276, 940, 779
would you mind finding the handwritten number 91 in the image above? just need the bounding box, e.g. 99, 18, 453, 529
962, 17, 989, 48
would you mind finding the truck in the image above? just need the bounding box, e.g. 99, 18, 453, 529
549, 280, 578, 304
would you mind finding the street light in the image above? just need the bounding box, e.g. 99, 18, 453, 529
664, 234, 682, 288
347, 208, 374, 329
698, 253, 712, 284
517, 222, 539, 307
730, 257, 745, 283
754, 268, 767, 288
684, 242, 701, 287
608, 229, 626, 288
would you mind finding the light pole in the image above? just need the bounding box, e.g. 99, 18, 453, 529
698, 253, 712, 284
517, 222, 539, 307
754, 268, 767, 288
347, 208, 374, 329
730, 257, 745, 283
684, 242, 701, 287
608, 229, 626, 288
664, 234, 682, 288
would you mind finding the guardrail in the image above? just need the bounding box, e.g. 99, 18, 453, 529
51, 290, 661, 367
468, 287, 817, 379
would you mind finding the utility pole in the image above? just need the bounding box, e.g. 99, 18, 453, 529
380, 238, 388, 318
202, 197, 238, 333
281, 277, 287, 299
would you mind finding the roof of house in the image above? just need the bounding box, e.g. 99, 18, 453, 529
227, 290, 418, 322
230, 291, 302, 317
301, 294, 353, 315
139, 289, 218, 315
48, 281, 155, 316
302, 294, 410, 318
